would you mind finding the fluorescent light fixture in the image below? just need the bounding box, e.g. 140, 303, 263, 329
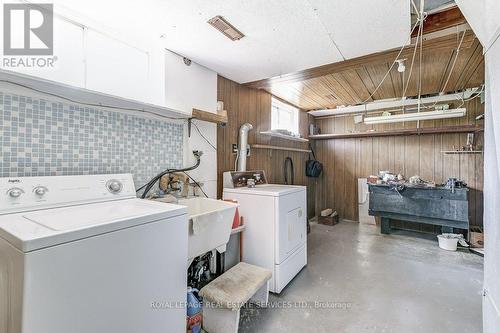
308, 88, 479, 117
363, 108, 466, 125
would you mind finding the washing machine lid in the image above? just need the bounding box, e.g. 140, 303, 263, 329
0, 198, 186, 252
223, 184, 305, 197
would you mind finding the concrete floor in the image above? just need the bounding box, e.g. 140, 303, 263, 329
239, 222, 484, 333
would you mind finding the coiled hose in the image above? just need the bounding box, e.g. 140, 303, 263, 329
283, 157, 294, 185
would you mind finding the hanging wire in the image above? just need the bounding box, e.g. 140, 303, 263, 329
455, 86, 484, 108
420, 29, 469, 111
417, 15, 424, 109
461, 86, 484, 102
355, 0, 476, 119
402, 13, 426, 100
361, 19, 421, 104
234, 150, 239, 172
411, 0, 420, 16
416, 4, 425, 127
191, 120, 217, 150
182, 171, 209, 198
440, 30, 467, 94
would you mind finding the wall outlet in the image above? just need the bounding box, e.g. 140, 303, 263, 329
232, 144, 238, 154
354, 114, 364, 124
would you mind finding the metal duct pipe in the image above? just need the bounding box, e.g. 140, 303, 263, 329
237, 123, 253, 171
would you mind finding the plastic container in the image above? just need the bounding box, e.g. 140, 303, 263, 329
437, 234, 459, 251
187, 287, 202, 333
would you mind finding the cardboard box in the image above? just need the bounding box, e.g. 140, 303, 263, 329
318, 214, 339, 226
470, 227, 484, 248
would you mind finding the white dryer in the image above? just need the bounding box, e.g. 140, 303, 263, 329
223, 171, 307, 293
0, 174, 188, 333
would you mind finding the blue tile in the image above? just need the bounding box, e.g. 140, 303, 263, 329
0, 91, 184, 186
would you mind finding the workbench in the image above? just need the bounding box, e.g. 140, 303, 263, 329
368, 184, 469, 236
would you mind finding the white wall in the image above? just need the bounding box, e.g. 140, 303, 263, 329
0, 1, 170, 112
482, 38, 500, 333
456, 2, 500, 332
164, 50, 218, 198
164, 50, 217, 114
184, 121, 218, 198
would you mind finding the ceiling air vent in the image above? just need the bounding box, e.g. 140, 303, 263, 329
207, 16, 245, 41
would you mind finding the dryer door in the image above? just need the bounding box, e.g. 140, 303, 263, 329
275, 190, 307, 264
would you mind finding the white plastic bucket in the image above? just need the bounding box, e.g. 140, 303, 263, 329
437, 235, 459, 251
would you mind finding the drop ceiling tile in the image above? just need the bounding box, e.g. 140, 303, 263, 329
49, 0, 410, 83
308, 0, 411, 59
159, 0, 345, 83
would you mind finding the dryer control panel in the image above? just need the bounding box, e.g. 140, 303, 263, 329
0, 174, 136, 215
223, 170, 268, 188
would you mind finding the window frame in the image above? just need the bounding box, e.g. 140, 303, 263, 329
271, 97, 299, 135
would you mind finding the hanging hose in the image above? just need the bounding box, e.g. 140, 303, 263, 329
283, 157, 294, 185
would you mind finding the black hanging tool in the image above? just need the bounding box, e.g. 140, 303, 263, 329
284, 156, 294, 185
306, 143, 323, 177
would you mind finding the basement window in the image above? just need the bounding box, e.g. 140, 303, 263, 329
271, 97, 299, 135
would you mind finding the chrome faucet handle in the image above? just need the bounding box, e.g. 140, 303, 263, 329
188, 182, 204, 196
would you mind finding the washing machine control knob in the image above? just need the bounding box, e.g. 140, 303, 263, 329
107, 180, 123, 194
7, 188, 23, 198
34, 186, 48, 196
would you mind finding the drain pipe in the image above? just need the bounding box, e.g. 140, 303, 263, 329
237, 123, 253, 171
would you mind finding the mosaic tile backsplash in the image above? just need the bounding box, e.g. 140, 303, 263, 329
0, 92, 184, 187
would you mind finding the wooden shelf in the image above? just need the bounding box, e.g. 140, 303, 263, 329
260, 131, 309, 142
252, 144, 311, 153
309, 125, 484, 140
192, 108, 228, 124
441, 150, 483, 154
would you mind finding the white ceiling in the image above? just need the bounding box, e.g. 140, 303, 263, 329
308, 0, 411, 59
48, 0, 410, 83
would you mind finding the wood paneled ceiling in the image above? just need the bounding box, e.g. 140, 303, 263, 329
244, 9, 484, 111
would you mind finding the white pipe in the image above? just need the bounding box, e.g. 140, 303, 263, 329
237, 123, 253, 171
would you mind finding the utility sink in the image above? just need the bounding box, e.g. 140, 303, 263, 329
176, 197, 238, 262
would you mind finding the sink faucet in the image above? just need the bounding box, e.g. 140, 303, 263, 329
160, 172, 205, 198
188, 182, 204, 197
159, 173, 188, 195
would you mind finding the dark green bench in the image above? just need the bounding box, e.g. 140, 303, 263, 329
368, 184, 469, 236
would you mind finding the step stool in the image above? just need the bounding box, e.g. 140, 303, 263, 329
199, 262, 272, 333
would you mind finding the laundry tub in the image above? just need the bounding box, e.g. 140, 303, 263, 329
177, 197, 239, 263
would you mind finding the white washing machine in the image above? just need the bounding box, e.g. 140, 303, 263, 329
223, 171, 307, 293
0, 174, 188, 333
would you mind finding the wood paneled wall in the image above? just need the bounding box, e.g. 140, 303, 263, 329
217, 76, 316, 218
216, 76, 484, 227
313, 98, 484, 228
